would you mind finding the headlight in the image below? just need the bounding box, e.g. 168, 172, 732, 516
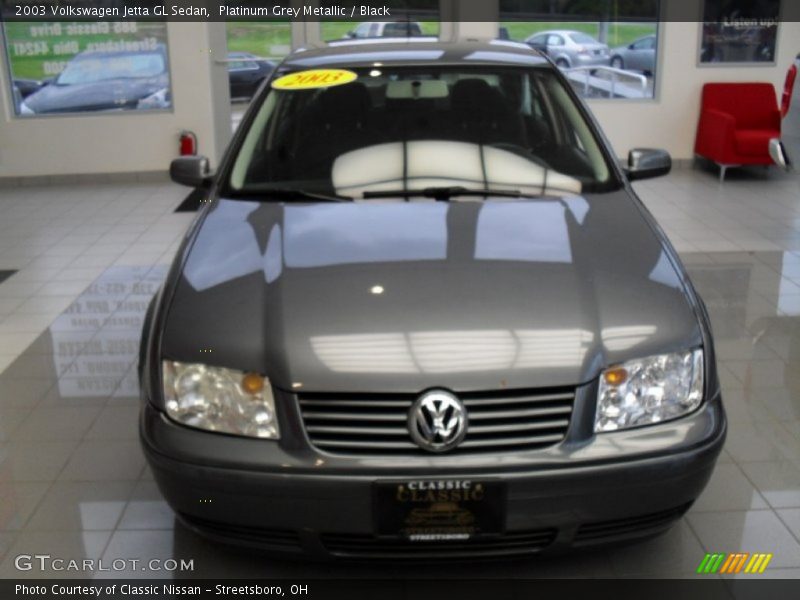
19, 101, 34, 115
595, 349, 704, 432
137, 88, 170, 110
162, 361, 279, 439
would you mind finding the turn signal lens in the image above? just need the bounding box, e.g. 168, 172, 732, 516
242, 373, 264, 394
603, 367, 628, 386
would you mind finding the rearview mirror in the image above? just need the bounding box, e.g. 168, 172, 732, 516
769, 138, 791, 170
625, 148, 671, 181
170, 156, 212, 188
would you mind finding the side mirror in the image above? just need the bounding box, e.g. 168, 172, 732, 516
625, 148, 671, 181
170, 156, 212, 188
769, 138, 791, 170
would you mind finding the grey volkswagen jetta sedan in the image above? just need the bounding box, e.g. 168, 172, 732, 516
139, 40, 726, 559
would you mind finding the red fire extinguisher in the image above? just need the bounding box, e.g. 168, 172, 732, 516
179, 130, 197, 156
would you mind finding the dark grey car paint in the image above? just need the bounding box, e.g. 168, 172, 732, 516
159, 193, 701, 394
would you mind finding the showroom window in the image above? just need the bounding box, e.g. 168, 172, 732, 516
319, 0, 440, 42
499, 0, 660, 100
226, 21, 292, 59
225, 21, 292, 102
3, 20, 172, 117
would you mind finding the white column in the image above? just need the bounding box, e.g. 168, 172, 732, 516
452, 0, 499, 40
207, 21, 232, 165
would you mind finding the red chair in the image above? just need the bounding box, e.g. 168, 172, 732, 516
694, 82, 781, 181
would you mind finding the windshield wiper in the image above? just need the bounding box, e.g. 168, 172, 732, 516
236, 188, 352, 203
362, 186, 523, 201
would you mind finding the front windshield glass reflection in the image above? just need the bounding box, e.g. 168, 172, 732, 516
227, 66, 617, 198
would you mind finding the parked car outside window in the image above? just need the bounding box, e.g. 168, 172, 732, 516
611, 34, 657, 74
345, 21, 424, 39
525, 29, 610, 69
227, 52, 276, 101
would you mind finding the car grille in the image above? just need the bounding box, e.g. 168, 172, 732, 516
573, 503, 692, 545
298, 387, 575, 456
321, 529, 557, 559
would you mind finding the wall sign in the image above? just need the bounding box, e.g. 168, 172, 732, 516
700, 0, 780, 64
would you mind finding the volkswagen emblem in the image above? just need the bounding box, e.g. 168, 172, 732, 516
408, 390, 468, 453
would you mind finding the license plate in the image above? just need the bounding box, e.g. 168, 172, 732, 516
374, 479, 505, 541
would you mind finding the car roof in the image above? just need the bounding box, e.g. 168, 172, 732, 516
532, 30, 583, 36
612, 34, 655, 47
360, 21, 421, 26
283, 40, 549, 69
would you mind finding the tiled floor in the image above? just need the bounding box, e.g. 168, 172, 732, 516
0, 165, 799, 579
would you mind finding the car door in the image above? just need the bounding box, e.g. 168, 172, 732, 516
528, 33, 548, 53
546, 34, 565, 60
228, 59, 260, 98
228, 60, 244, 98
629, 36, 655, 72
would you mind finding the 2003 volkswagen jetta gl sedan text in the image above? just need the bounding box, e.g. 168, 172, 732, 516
139, 40, 726, 559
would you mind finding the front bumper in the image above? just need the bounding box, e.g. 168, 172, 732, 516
140, 390, 726, 560
572, 54, 610, 67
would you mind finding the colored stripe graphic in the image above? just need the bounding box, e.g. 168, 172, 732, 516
696, 553, 713, 573
697, 553, 727, 573
719, 553, 736, 573
698, 553, 773, 574
725, 553, 749, 574
744, 553, 773, 574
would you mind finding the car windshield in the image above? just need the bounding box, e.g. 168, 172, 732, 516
57, 53, 165, 85
226, 66, 618, 199
569, 33, 598, 45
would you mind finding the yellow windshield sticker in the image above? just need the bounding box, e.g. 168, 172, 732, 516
271, 69, 358, 90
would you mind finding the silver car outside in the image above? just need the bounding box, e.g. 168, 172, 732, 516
525, 30, 610, 69
610, 35, 657, 74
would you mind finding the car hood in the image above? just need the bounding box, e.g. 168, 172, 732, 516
24, 77, 165, 113
161, 192, 702, 393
